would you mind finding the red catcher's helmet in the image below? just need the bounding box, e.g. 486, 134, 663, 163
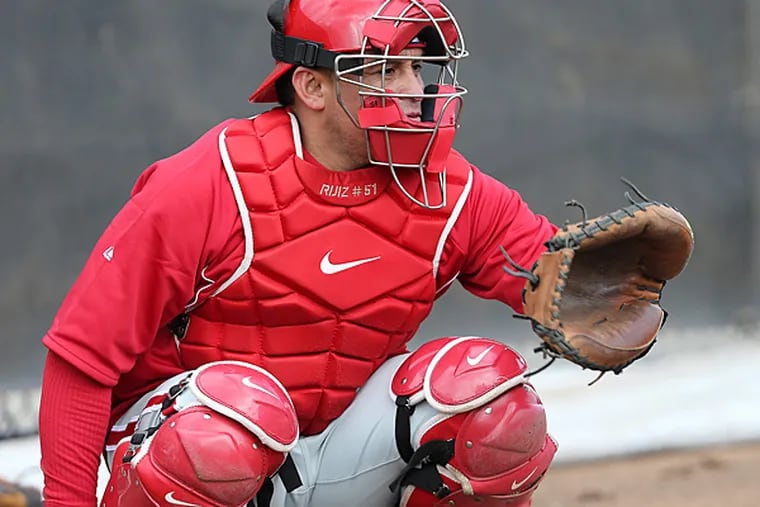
251, 0, 469, 209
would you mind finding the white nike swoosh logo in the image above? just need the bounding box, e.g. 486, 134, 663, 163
242, 376, 279, 398
320, 250, 381, 275
511, 467, 538, 491
466, 345, 495, 366
164, 491, 201, 506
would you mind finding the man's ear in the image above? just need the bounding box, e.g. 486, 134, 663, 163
291, 67, 330, 111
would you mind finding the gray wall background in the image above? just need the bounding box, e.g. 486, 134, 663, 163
1, 1, 754, 388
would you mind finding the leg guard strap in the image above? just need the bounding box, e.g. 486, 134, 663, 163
389, 439, 455, 498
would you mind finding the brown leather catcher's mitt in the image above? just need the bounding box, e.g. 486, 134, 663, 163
506, 188, 694, 375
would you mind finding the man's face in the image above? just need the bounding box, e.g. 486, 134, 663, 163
360, 47, 426, 118
324, 48, 426, 169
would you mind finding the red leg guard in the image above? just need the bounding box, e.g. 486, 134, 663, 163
101, 361, 299, 506
100, 407, 285, 507
391, 337, 558, 507
400, 385, 557, 507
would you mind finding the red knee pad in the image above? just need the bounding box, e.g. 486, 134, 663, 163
392, 336, 558, 507
100, 361, 299, 507
134, 406, 282, 506
402, 386, 558, 506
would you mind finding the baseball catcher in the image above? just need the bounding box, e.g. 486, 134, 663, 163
504, 181, 694, 376
37, 0, 692, 505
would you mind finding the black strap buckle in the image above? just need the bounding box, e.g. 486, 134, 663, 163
121, 406, 166, 463
270, 31, 335, 70
293, 41, 321, 67
167, 313, 190, 340
388, 439, 455, 496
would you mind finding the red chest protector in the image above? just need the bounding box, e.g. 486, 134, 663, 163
178, 108, 472, 434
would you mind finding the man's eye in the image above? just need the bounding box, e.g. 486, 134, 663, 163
412, 63, 423, 73
384, 66, 396, 75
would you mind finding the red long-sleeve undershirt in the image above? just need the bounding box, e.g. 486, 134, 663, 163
39, 352, 112, 507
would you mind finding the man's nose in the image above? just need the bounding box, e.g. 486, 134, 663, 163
397, 70, 425, 98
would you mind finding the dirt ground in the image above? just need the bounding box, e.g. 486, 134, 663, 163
2, 440, 757, 506
532, 440, 760, 507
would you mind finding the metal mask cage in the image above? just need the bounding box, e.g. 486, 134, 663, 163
333, 0, 469, 209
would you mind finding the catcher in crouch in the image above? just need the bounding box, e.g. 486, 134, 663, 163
38, 1, 694, 506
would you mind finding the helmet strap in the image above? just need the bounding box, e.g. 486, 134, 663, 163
270, 31, 364, 74
271, 31, 335, 68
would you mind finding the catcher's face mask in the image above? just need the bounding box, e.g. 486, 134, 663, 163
251, 0, 469, 209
